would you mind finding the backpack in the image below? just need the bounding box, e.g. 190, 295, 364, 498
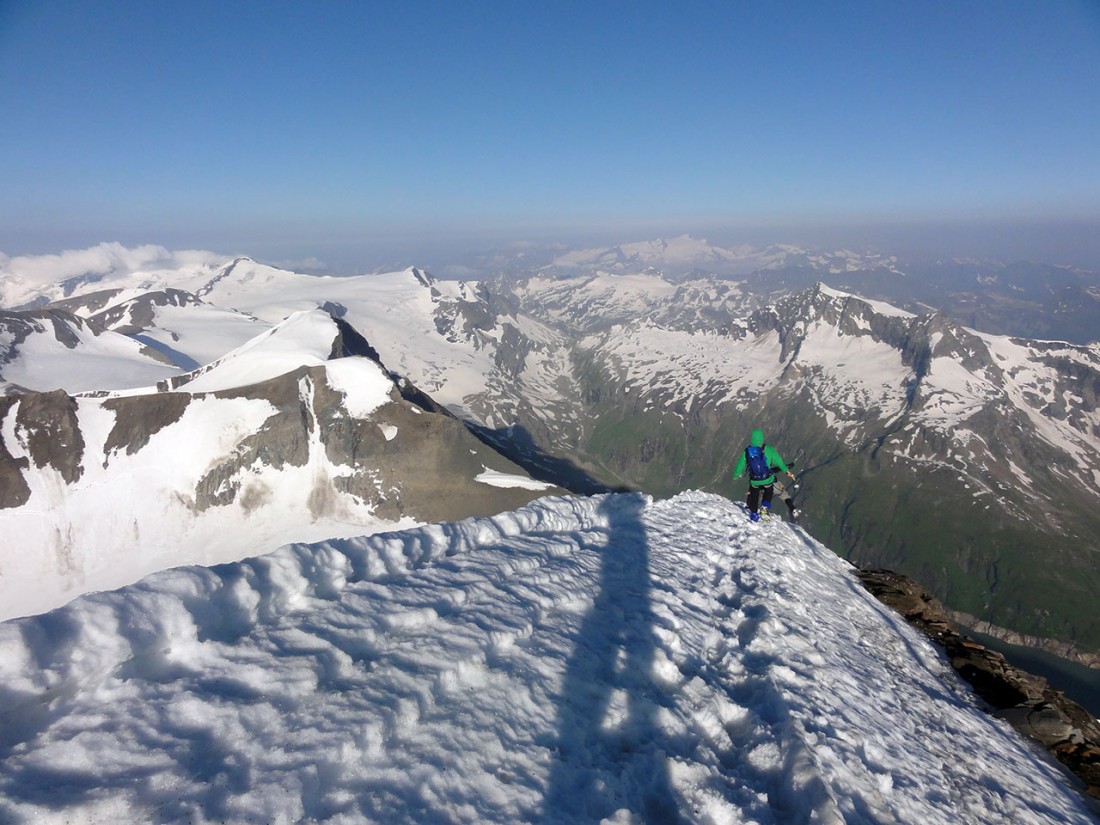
745, 445, 771, 482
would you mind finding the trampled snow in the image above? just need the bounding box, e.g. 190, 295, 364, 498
0, 492, 1095, 824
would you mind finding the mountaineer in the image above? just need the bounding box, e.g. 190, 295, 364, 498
732, 428, 797, 522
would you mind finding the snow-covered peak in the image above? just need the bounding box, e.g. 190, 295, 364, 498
547, 235, 794, 277
542, 236, 902, 280
757, 247, 902, 276
168, 308, 348, 394
813, 282, 912, 317
0, 492, 1094, 823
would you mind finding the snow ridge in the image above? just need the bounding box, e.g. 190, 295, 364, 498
0, 492, 1093, 824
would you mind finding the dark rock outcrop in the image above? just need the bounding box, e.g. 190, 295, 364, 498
102, 392, 193, 457
0, 397, 30, 507
12, 389, 85, 485
87, 288, 203, 335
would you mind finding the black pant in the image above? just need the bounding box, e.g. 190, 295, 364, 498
747, 483, 774, 514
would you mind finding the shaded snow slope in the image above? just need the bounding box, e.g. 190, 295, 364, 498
87, 288, 271, 371
0, 308, 182, 395
0, 492, 1094, 824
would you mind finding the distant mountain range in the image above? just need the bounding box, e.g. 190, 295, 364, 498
1, 241, 1098, 660
473, 235, 1100, 345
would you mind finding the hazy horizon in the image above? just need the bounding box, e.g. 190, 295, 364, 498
3, 223, 1100, 294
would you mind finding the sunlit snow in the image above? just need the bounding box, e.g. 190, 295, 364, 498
475, 467, 556, 490
0, 493, 1094, 824
0, 363, 413, 622
0, 316, 182, 394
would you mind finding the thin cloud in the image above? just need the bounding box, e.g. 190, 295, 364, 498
0, 242, 232, 309
0, 242, 226, 288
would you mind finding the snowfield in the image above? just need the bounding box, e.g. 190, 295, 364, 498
1, 492, 1095, 824
0, 310, 183, 395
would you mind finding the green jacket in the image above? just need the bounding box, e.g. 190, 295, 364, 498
732, 429, 790, 487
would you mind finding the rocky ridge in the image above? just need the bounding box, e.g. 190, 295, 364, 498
857, 568, 1100, 800
0, 308, 564, 620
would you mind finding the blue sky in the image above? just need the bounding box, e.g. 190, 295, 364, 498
2, 0, 1099, 270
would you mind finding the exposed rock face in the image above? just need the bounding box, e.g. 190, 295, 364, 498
87, 288, 203, 335
40, 287, 126, 316
102, 392, 192, 457
2, 360, 560, 518
857, 569, 1100, 800
181, 363, 556, 524
0, 397, 31, 507
12, 389, 85, 484
0, 337, 567, 619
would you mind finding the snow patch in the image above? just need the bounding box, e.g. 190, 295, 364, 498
475, 467, 555, 490
324, 357, 394, 418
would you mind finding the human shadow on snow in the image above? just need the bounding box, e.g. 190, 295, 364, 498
541, 492, 686, 824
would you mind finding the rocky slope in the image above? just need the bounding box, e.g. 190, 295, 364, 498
858, 568, 1100, 799
0, 308, 562, 620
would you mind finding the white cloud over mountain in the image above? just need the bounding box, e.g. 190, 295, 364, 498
0, 243, 227, 303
